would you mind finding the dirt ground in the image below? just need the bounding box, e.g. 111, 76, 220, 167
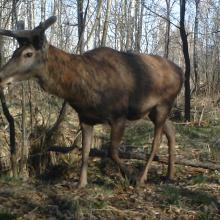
0, 159, 219, 220
0, 96, 220, 220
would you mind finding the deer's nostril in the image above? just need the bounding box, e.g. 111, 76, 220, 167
0, 77, 2, 83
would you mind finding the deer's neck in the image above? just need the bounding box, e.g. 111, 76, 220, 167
39, 45, 79, 97
38, 45, 97, 107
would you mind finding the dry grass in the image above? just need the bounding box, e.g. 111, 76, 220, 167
0, 95, 220, 219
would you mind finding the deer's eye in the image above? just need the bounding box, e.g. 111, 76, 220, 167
24, 52, 33, 58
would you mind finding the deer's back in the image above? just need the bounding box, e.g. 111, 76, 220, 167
68, 47, 183, 124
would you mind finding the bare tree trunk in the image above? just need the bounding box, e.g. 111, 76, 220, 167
212, 0, 220, 94
94, 15, 101, 47
12, 0, 18, 29
119, 0, 127, 50
125, 0, 135, 50
101, 0, 112, 47
0, 0, 19, 177
77, 0, 84, 53
0, 90, 17, 176
164, 0, 171, 58
114, 0, 119, 49
20, 83, 29, 177
193, 0, 200, 94
85, 0, 102, 46
180, 0, 191, 121
204, 23, 209, 95
17, 21, 29, 178
77, 0, 89, 53
0, 36, 2, 67
41, 0, 46, 21
134, 0, 144, 52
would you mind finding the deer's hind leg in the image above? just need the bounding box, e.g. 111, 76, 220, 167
163, 120, 176, 180
139, 104, 171, 185
110, 118, 134, 179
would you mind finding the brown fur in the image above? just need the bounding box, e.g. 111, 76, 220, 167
0, 42, 183, 187
39, 46, 183, 126
0, 16, 183, 186
39, 46, 183, 186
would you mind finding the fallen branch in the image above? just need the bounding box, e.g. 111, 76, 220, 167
47, 144, 78, 153
47, 145, 220, 171
90, 148, 220, 171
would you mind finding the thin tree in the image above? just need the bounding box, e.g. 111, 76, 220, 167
0, 33, 17, 176
17, 20, 29, 178
164, 0, 171, 58
84, 0, 103, 46
101, 0, 112, 47
193, 0, 200, 94
125, 0, 135, 50
180, 0, 191, 121
134, 0, 144, 52
0, 0, 18, 177
77, 0, 89, 53
77, 0, 84, 53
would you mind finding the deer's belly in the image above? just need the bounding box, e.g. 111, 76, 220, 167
68, 94, 155, 124
70, 102, 128, 125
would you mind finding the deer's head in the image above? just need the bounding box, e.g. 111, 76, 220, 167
0, 16, 57, 87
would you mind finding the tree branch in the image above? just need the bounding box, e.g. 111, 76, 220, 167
47, 144, 220, 171
141, 2, 180, 29
0, 89, 17, 176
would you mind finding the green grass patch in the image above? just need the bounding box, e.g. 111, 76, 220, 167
189, 173, 209, 185
0, 175, 23, 186
160, 183, 218, 209
123, 121, 153, 146
198, 208, 215, 220
160, 185, 182, 206
0, 212, 16, 220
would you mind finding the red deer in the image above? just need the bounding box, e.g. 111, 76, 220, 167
0, 16, 183, 187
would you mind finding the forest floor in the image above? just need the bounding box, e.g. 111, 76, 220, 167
0, 96, 220, 220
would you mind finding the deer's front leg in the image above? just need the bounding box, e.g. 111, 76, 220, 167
79, 123, 93, 188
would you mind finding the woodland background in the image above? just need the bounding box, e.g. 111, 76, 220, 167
0, 0, 219, 219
